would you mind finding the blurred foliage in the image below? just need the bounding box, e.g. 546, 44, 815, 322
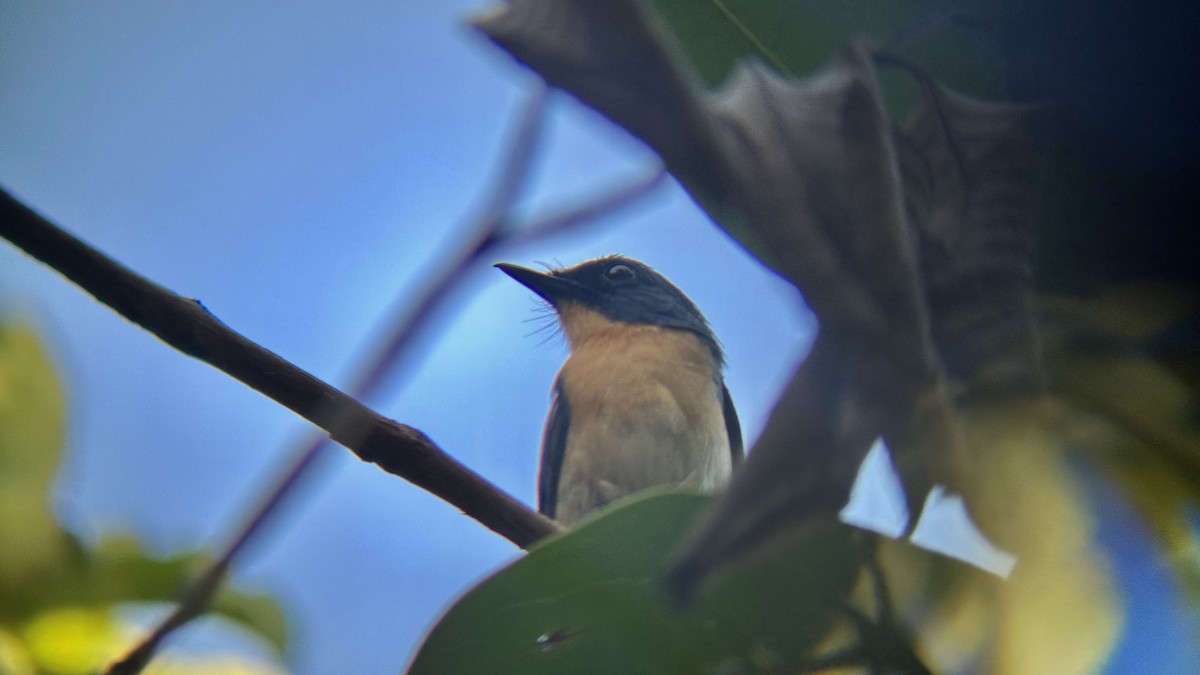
5, 605, 286, 675
0, 320, 287, 674
650, 0, 1009, 112
411, 491, 868, 674
642, 1, 1199, 672
0, 324, 69, 589
1042, 286, 1200, 598
645, 0, 1200, 288
457, 1, 1199, 673
878, 402, 1122, 672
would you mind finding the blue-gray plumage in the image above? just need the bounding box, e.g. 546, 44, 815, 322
496, 256, 743, 524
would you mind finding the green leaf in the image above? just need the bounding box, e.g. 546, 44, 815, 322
651, 0, 1005, 93
17, 604, 286, 675
409, 491, 863, 675
0, 535, 288, 654
1040, 287, 1200, 600
0, 319, 287, 654
860, 403, 1124, 673
210, 584, 290, 654
0, 322, 70, 587
20, 605, 124, 675
651, 0, 922, 83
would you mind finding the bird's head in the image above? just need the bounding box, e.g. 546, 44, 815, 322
495, 256, 722, 364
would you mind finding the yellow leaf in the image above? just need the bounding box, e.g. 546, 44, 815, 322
21, 607, 122, 675
1042, 284, 1200, 594
884, 402, 1122, 673
0, 628, 37, 675
18, 606, 288, 675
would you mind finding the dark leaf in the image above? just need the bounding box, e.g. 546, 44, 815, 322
409, 492, 863, 674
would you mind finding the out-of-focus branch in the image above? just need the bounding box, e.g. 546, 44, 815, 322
0, 82, 668, 674
95, 84, 554, 674
478, 1, 937, 589
0, 187, 560, 543
1, 184, 561, 675
477, 0, 1043, 605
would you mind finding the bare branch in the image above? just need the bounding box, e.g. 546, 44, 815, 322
510, 162, 668, 244
0, 186, 562, 546
92, 85, 560, 673
1, 73, 671, 672
0, 183, 565, 671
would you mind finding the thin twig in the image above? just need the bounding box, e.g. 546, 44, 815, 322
0, 184, 563, 672
0, 186, 561, 541
345, 81, 550, 400
0, 79, 670, 672
509, 163, 668, 245
100, 83, 554, 674
478, 82, 551, 239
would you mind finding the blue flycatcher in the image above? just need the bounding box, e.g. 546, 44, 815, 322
497, 256, 742, 524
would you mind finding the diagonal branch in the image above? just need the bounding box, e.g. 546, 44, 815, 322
81, 85, 557, 674
0, 186, 561, 547
1, 178, 570, 675
1, 80, 670, 675
2, 185, 560, 669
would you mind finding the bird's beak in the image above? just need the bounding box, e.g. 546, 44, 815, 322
495, 263, 586, 306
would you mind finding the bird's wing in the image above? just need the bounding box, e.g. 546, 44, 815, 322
721, 383, 744, 464
538, 376, 571, 519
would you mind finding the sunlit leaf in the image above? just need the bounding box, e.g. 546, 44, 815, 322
885, 403, 1122, 673
141, 654, 287, 675
209, 587, 289, 655
409, 491, 864, 674
0, 318, 287, 655
21, 606, 123, 675
0, 535, 288, 654
1041, 286, 1200, 488
15, 605, 285, 675
1039, 286, 1200, 600
0, 628, 37, 675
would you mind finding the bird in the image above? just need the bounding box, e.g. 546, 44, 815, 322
496, 255, 743, 525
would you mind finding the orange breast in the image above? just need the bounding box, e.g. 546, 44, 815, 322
552, 304, 731, 523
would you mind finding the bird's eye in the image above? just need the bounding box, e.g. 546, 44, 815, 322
605, 263, 635, 281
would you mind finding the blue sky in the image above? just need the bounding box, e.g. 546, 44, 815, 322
0, 2, 1192, 673
0, 3, 805, 672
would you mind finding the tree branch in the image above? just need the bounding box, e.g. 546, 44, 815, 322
0, 186, 562, 546
1, 78, 670, 675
